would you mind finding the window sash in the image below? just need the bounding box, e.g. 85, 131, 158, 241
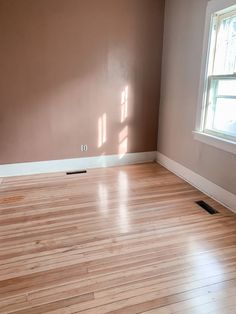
204, 74, 236, 141
211, 10, 236, 75
202, 6, 236, 142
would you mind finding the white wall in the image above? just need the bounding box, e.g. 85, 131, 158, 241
158, 0, 236, 195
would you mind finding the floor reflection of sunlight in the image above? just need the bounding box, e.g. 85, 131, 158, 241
98, 183, 108, 215
171, 240, 225, 312
98, 113, 107, 148
119, 204, 129, 233
118, 172, 130, 233
118, 171, 128, 197
188, 240, 224, 281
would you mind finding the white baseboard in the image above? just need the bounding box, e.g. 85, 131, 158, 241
2, 150, 234, 213
0, 151, 156, 178
156, 152, 236, 213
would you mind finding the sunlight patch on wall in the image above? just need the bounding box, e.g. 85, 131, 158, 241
121, 86, 128, 123
98, 113, 107, 148
119, 86, 129, 159
119, 127, 128, 158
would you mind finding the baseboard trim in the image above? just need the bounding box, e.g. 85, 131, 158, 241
0, 151, 156, 178
156, 152, 236, 213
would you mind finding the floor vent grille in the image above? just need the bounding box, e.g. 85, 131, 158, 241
195, 200, 219, 215
66, 170, 87, 175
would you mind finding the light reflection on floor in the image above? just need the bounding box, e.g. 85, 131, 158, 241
118, 171, 130, 233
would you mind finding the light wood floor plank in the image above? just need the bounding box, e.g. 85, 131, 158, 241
0, 163, 235, 313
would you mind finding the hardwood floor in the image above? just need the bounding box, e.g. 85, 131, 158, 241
0, 162, 236, 314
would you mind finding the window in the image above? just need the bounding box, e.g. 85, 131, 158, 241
195, 0, 236, 154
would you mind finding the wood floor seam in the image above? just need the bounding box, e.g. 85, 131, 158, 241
0, 163, 235, 313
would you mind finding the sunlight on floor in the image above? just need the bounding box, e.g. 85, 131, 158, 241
118, 171, 130, 233
98, 183, 108, 215
188, 240, 224, 281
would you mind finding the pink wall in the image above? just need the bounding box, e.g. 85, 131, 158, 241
0, 0, 164, 164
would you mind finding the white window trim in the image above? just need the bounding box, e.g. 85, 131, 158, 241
193, 131, 236, 154
194, 0, 236, 155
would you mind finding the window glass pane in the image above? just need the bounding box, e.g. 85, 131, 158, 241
213, 13, 236, 75
218, 79, 236, 95
205, 78, 236, 138
203, 8, 236, 141
213, 98, 236, 136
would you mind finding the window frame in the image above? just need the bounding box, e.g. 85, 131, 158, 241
204, 74, 236, 141
194, 0, 236, 155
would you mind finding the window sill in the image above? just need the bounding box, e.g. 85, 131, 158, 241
193, 131, 236, 155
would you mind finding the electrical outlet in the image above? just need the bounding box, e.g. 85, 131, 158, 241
81, 145, 88, 152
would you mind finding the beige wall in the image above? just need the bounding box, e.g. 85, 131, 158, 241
158, 0, 236, 195
0, 0, 164, 164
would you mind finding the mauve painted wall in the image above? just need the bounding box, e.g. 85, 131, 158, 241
0, 0, 164, 164
158, 0, 236, 195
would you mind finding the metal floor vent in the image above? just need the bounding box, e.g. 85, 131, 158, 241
195, 200, 219, 215
66, 170, 87, 175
